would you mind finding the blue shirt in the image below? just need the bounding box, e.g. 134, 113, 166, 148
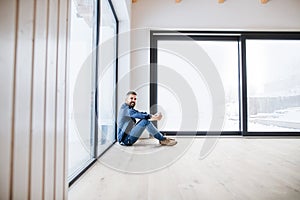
117, 103, 151, 143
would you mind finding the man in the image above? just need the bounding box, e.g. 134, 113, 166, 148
117, 91, 177, 146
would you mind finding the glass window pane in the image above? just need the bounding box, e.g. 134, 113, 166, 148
157, 40, 240, 132
97, 0, 117, 156
68, 0, 95, 178
247, 40, 300, 132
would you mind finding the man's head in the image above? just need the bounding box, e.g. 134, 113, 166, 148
125, 91, 137, 108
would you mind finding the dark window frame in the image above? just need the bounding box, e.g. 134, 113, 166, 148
150, 30, 300, 136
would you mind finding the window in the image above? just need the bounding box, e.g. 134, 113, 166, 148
68, 0, 118, 183
68, 0, 96, 179
151, 31, 300, 136
247, 40, 300, 132
97, 0, 118, 156
156, 39, 240, 132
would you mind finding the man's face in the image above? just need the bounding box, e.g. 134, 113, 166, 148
126, 94, 137, 108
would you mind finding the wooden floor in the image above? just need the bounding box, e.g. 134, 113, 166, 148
68, 137, 300, 200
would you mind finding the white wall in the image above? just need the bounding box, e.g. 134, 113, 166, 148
132, 0, 300, 30
130, 0, 300, 111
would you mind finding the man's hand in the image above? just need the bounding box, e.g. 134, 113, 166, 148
150, 112, 162, 121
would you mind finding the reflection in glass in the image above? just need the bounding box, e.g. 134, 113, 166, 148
247, 40, 300, 131
157, 40, 240, 131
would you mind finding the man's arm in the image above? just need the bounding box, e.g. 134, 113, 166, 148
129, 108, 163, 121
129, 108, 152, 119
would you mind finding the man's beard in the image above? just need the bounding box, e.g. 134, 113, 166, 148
129, 102, 135, 107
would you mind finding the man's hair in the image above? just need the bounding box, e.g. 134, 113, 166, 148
126, 91, 137, 96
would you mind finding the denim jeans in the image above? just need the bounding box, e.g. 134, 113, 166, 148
122, 119, 165, 146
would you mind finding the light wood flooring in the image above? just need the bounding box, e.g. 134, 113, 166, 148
68, 137, 300, 200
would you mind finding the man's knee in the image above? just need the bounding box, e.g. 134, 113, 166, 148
137, 119, 150, 127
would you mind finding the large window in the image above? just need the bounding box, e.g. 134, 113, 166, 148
247, 40, 300, 132
68, 0, 118, 183
151, 32, 300, 135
